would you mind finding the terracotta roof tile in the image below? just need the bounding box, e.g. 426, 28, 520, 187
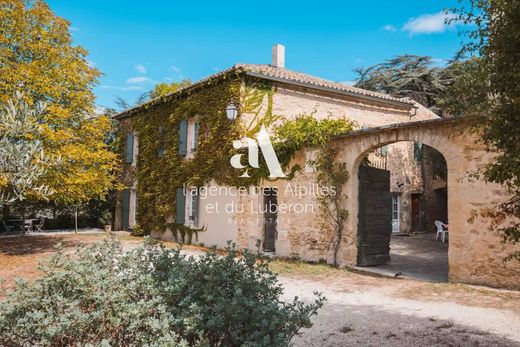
115, 64, 413, 118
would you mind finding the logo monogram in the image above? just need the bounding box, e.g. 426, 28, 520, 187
230, 125, 286, 178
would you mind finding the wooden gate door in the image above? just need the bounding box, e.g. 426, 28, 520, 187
263, 188, 277, 252
358, 165, 392, 266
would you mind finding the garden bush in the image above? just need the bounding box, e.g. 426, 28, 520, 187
0, 237, 324, 346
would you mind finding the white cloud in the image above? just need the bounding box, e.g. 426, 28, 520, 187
134, 64, 147, 74
382, 24, 396, 32
403, 12, 457, 35
99, 85, 145, 91
86, 60, 96, 68
126, 76, 153, 84
171, 65, 181, 73
70, 26, 80, 32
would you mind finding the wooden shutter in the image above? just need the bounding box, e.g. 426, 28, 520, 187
192, 122, 200, 151
125, 134, 134, 163
175, 187, 186, 224
121, 189, 130, 230
178, 120, 188, 156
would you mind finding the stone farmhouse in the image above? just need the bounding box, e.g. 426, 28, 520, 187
114, 45, 519, 289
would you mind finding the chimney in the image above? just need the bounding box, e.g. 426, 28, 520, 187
272, 44, 285, 68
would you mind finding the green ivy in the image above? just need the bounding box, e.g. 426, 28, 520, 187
121, 76, 354, 242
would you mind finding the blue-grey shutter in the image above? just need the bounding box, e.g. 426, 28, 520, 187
175, 187, 185, 224
121, 189, 130, 229
158, 126, 165, 158
125, 134, 134, 163
178, 120, 188, 156
192, 122, 200, 151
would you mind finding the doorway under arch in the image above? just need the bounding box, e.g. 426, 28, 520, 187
356, 141, 449, 282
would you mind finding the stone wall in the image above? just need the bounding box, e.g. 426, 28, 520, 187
333, 119, 520, 289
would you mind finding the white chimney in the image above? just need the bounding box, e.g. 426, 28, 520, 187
272, 44, 285, 68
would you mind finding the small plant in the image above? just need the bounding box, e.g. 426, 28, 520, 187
131, 223, 144, 236
0, 237, 325, 346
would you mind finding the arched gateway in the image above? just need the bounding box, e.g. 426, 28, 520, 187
332, 117, 520, 289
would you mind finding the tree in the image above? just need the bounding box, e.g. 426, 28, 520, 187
0, 0, 118, 224
449, 0, 520, 261
354, 55, 453, 114
0, 92, 54, 232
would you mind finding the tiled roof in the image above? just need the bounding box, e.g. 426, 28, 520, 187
114, 64, 414, 118
235, 64, 415, 106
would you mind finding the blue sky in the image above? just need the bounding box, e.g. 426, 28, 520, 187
47, 0, 467, 110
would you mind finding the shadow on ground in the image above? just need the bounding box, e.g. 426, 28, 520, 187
0, 235, 78, 256
355, 233, 449, 282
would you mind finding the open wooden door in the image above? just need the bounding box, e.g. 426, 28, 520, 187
358, 165, 392, 266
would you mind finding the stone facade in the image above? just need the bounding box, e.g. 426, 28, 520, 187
115, 70, 519, 289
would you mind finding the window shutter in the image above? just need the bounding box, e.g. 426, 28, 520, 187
175, 187, 186, 224
158, 126, 165, 158
192, 122, 200, 151
125, 134, 134, 163
121, 189, 130, 229
178, 120, 188, 156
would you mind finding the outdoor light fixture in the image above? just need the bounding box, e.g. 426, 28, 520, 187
226, 102, 238, 120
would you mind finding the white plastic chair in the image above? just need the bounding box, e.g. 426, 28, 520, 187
435, 220, 449, 243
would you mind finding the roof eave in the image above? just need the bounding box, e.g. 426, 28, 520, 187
243, 71, 414, 110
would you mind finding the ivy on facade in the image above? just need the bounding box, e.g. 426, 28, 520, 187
119, 75, 354, 247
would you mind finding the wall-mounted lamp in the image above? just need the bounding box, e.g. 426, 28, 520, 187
226, 102, 238, 121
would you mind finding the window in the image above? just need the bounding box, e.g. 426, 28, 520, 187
380, 145, 388, 157
125, 133, 134, 164
392, 195, 399, 220
178, 119, 188, 156
188, 188, 199, 226
158, 126, 165, 158
191, 121, 200, 152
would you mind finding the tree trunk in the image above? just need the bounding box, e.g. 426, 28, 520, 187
20, 202, 26, 236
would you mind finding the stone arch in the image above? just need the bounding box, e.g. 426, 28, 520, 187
330, 118, 514, 286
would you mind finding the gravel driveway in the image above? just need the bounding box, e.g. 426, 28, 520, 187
281, 276, 520, 346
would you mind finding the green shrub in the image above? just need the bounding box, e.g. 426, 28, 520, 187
0, 237, 324, 346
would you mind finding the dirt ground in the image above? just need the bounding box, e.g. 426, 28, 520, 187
1, 232, 519, 346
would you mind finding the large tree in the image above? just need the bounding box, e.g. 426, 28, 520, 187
354, 55, 453, 114
449, 0, 520, 261
0, 1, 118, 210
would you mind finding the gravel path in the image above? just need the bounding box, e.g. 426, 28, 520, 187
281, 277, 520, 346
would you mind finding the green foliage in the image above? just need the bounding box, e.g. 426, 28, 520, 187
0, 0, 117, 208
148, 80, 193, 99
0, 237, 324, 346
310, 145, 350, 267
0, 92, 55, 206
354, 55, 453, 113
270, 114, 354, 179
126, 77, 243, 232
450, 0, 520, 261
